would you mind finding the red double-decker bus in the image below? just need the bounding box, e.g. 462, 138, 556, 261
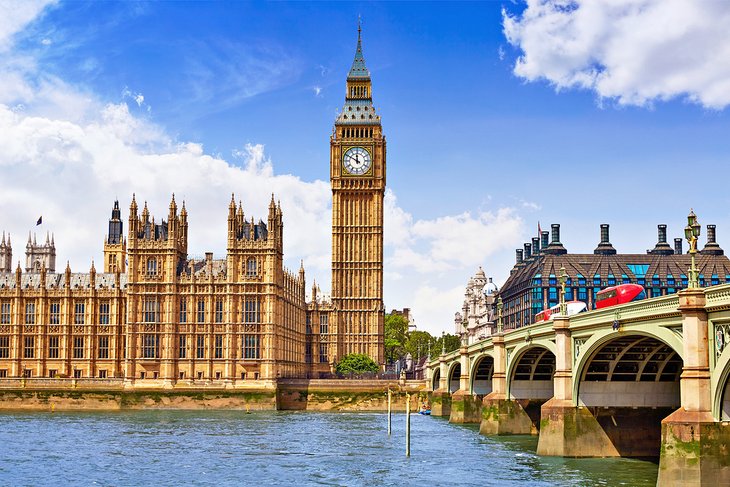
594, 284, 646, 309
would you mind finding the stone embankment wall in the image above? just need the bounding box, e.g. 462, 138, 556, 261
0, 379, 427, 411
276, 379, 425, 411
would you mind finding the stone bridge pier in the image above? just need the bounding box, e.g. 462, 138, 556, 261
657, 289, 730, 486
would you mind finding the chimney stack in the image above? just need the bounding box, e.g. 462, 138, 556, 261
701, 224, 724, 255
649, 224, 675, 255
532, 237, 540, 256
524, 243, 532, 260
543, 224, 567, 255
674, 238, 683, 255
541, 231, 549, 251
516, 249, 524, 265
594, 224, 616, 255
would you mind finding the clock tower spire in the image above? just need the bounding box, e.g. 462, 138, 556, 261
330, 24, 386, 366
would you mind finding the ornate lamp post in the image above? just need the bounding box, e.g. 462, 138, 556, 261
558, 265, 568, 315
684, 209, 701, 288
496, 296, 503, 334
441, 331, 446, 355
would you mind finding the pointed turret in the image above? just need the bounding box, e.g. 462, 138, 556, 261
107, 200, 124, 244
89, 259, 96, 288
0, 231, 11, 273
130, 194, 138, 215
348, 20, 370, 80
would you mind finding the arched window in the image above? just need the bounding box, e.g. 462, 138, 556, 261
246, 258, 257, 277
147, 258, 157, 276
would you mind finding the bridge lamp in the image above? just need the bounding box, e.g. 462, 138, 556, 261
684, 209, 701, 288
558, 266, 568, 316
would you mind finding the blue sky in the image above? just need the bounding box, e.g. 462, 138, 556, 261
2, 1, 730, 334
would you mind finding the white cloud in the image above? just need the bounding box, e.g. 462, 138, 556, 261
383, 191, 524, 333
40, 37, 51, 46
0, 2, 530, 338
313, 86, 322, 97
385, 191, 524, 274
503, 0, 730, 109
0, 0, 55, 52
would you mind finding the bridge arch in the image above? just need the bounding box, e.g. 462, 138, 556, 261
447, 361, 461, 393
712, 338, 730, 420
431, 368, 441, 392
470, 352, 494, 395
573, 331, 683, 457
506, 341, 557, 401
572, 327, 684, 406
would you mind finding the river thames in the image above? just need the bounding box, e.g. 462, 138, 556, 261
0, 411, 657, 486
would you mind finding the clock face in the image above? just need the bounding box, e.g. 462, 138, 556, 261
343, 147, 372, 175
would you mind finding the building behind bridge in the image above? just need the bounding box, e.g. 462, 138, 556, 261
499, 222, 730, 329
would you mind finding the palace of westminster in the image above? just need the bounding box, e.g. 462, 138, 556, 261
0, 29, 386, 382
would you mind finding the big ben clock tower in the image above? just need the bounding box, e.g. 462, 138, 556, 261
330, 25, 385, 366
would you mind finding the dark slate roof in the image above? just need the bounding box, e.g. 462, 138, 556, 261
335, 99, 381, 126
348, 29, 370, 80
500, 252, 730, 300
0, 272, 127, 290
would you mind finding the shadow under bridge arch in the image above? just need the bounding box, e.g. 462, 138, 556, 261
574, 333, 683, 458
470, 353, 494, 395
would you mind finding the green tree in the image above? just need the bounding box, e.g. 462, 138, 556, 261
384, 313, 409, 364
335, 353, 380, 375
404, 330, 436, 359
432, 333, 461, 355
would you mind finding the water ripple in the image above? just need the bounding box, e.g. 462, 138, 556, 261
0, 410, 657, 486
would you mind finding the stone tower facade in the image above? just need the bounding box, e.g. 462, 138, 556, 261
330, 26, 386, 366
103, 200, 126, 273
25, 232, 55, 273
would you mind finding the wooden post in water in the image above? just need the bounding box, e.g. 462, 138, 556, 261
387, 389, 392, 436
405, 392, 411, 457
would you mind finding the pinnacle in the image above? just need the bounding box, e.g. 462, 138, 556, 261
347, 22, 370, 80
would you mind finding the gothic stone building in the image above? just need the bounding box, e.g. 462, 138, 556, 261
0, 195, 306, 381
499, 223, 730, 330
0, 29, 387, 381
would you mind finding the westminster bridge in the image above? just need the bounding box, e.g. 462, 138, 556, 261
426, 285, 730, 486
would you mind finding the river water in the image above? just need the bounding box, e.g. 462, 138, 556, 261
0, 411, 657, 486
